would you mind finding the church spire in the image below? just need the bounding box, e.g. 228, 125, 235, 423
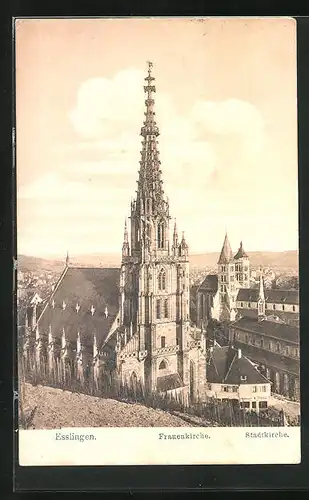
258, 271, 266, 320
218, 233, 233, 264
136, 61, 167, 214
172, 219, 178, 254
259, 272, 265, 302
122, 218, 130, 258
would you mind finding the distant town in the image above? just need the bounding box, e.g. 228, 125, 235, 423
17, 251, 298, 313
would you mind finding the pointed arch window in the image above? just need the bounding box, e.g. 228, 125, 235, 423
146, 198, 152, 213
164, 299, 169, 318
157, 220, 165, 249
158, 269, 166, 291
156, 299, 161, 319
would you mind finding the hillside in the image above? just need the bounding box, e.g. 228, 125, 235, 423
190, 250, 298, 270
20, 383, 195, 429
18, 249, 298, 272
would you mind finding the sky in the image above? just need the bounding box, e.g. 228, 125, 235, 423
16, 17, 298, 257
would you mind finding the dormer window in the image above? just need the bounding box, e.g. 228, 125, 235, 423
62, 301, 66, 311
240, 375, 247, 382
90, 305, 95, 316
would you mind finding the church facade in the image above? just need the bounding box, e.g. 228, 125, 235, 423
20, 63, 207, 403
197, 234, 251, 325
197, 234, 299, 328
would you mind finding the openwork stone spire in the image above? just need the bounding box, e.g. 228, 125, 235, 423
136, 61, 167, 216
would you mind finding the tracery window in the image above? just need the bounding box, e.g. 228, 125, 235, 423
157, 220, 165, 249
164, 299, 169, 318
158, 269, 166, 290
156, 299, 161, 319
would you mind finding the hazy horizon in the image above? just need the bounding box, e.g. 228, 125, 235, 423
18, 248, 298, 261
16, 18, 298, 256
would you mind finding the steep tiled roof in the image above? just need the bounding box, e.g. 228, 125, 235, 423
237, 288, 299, 305
234, 241, 248, 260
218, 233, 233, 264
198, 274, 218, 294
236, 308, 299, 327
232, 316, 299, 344
157, 373, 184, 392
207, 346, 269, 385
233, 341, 299, 376
36, 267, 120, 347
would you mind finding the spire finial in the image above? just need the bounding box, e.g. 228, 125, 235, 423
66, 250, 69, 267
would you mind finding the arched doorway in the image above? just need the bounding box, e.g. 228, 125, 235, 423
130, 371, 138, 394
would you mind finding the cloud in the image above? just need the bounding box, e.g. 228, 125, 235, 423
191, 98, 265, 156
19, 69, 280, 255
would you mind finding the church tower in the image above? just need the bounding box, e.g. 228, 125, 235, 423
217, 233, 235, 320
234, 241, 250, 289
119, 62, 190, 394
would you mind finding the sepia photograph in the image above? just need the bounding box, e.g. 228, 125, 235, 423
15, 17, 300, 465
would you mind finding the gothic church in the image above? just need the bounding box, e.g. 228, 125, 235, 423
21, 62, 207, 403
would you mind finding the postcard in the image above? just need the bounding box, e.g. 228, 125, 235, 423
15, 16, 300, 466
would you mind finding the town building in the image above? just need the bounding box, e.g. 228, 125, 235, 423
206, 345, 271, 412
21, 62, 207, 403
196, 235, 299, 328
229, 276, 300, 401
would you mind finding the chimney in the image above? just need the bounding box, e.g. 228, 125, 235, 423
238, 348, 242, 359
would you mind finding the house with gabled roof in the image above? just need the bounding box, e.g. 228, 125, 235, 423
206, 345, 271, 412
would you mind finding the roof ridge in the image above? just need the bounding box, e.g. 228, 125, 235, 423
211, 353, 220, 378
34, 265, 69, 331
223, 351, 237, 382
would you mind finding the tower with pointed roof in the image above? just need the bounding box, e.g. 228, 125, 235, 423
119, 62, 191, 395
217, 232, 235, 320
257, 272, 266, 320
234, 241, 250, 289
